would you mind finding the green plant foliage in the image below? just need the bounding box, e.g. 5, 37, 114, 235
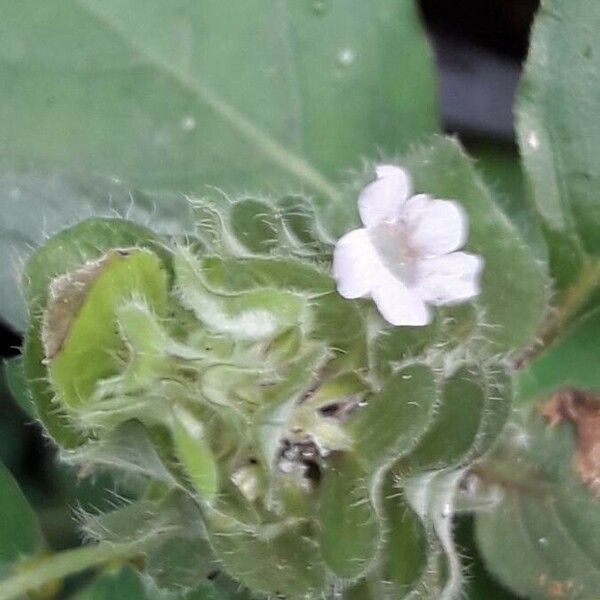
81, 492, 219, 593
0, 460, 44, 567
70, 567, 150, 600
0, 173, 194, 332
476, 410, 600, 600
380, 475, 428, 595
1, 0, 583, 597
23, 218, 167, 448
517, 0, 600, 291
0, 0, 441, 333
469, 3, 600, 596
3, 356, 36, 419
475, 307, 600, 599
517, 308, 600, 404
172, 411, 219, 501
0, 0, 438, 195
399, 363, 511, 474
402, 137, 550, 352
318, 454, 379, 580
467, 140, 546, 261
11, 129, 546, 597
349, 364, 438, 469
455, 516, 519, 600
48, 249, 169, 410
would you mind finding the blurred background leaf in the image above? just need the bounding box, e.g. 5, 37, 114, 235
0, 460, 44, 567
517, 0, 600, 295
474, 277, 600, 598
475, 403, 600, 600
456, 516, 519, 600
517, 308, 600, 405
0, 0, 438, 196
70, 569, 144, 600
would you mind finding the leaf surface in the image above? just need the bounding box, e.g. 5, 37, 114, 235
0, 461, 43, 566
0, 0, 438, 196
517, 0, 600, 293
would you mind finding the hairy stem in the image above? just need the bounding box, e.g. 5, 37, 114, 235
0, 540, 147, 600
516, 258, 600, 369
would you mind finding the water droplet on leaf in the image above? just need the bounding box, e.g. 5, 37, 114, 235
180, 115, 197, 131
527, 131, 540, 150
312, 0, 328, 15
337, 48, 356, 67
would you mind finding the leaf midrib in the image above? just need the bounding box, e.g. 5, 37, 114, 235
71, 0, 339, 201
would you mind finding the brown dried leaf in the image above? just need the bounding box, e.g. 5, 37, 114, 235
539, 388, 600, 498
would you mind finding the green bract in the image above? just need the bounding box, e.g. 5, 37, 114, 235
20, 138, 547, 599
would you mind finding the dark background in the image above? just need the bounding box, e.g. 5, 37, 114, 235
421, 0, 539, 59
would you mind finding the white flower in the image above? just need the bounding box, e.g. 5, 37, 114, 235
332, 165, 484, 326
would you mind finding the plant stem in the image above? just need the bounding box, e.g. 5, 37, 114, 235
516, 258, 600, 369
0, 541, 147, 600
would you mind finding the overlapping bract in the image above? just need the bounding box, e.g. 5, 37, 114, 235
20, 139, 546, 599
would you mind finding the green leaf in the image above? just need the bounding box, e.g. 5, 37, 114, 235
348, 363, 438, 470
67, 420, 180, 488
517, 308, 600, 405
201, 575, 256, 600
229, 199, 279, 254
174, 248, 306, 342
47, 249, 169, 410
517, 0, 600, 291
0, 460, 43, 565
23, 219, 169, 316
467, 139, 547, 261
194, 256, 333, 296
400, 363, 511, 473
81, 492, 218, 593
478, 306, 600, 598
317, 454, 379, 580
145, 536, 218, 594
184, 583, 228, 600
0, 0, 438, 196
3, 356, 36, 419
343, 472, 466, 600
455, 516, 519, 600
205, 516, 327, 599
476, 410, 600, 600
401, 470, 466, 599
0, 172, 193, 332
403, 137, 550, 352
23, 217, 167, 448
172, 410, 219, 501
70, 567, 150, 600
380, 475, 428, 595
146, 514, 219, 594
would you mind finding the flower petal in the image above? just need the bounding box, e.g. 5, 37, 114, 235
358, 165, 412, 227
404, 195, 467, 257
371, 270, 431, 326
333, 228, 381, 299
414, 252, 484, 306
